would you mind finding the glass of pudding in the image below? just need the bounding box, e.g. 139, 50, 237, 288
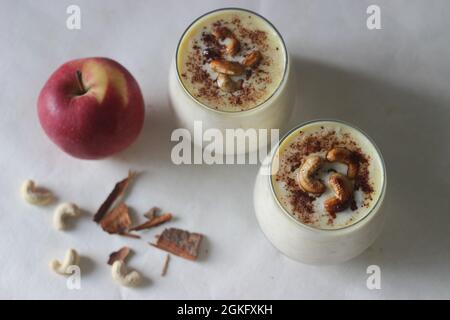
254, 120, 387, 264
169, 8, 295, 154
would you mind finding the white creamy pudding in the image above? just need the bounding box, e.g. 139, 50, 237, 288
254, 120, 387, 264
177, 9, 286, 112
169, 8, 295, 154
272, 121, 384, 230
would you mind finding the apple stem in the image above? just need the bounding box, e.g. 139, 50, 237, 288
76, 70, 86, 94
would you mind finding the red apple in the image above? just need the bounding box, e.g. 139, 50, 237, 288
38, 57, 145, 159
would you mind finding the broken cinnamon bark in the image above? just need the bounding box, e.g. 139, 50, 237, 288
143, 207, 160, 221
108, 246, 130, 265
93, 171, 136, 223
129, 213, 173, 232
100, 203, 132, 234
161, 254, 170, 276
119, 232, 141, 239
150, 228, 203, 261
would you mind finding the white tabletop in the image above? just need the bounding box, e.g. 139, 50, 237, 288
1, 0, 449, 299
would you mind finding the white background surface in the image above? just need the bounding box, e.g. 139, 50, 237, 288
1, 0, 449, 299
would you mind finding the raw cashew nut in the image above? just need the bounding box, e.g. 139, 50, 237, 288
326, 147, 359, 179
53, 202, 81, 230
296, 155, 326, 194
324, 173, 354, 216
21, 180, 54, 205
49, 249, 80, 276
111, 261, 141, 287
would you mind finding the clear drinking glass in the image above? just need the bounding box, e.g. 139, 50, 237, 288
169, 8, 296, 154
254, 119, 387, 264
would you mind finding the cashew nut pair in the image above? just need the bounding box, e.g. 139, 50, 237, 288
21, 180, 82, 230
50, 249, 141, 286
296, 147, 359, 214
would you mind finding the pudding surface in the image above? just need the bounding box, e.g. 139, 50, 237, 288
272, 121, 384, 230
177, 9, 286, 112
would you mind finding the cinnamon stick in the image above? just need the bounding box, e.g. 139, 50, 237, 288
93, 171, 136, 223
129, 213, 172, 232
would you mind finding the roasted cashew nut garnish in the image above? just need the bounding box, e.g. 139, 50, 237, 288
243, 50, 262, 68
21, 180, 54, 205
111, 260, 141, 287
326, 147, 359, 179
210, 59, 245, 93
49, 249, 80, 276
53, 202, 81, 230
216, 74, 243, 93
212, 26, 240, 56
210, 59, 245, 76
296, 155, 326, 194
324, 173, 354, 216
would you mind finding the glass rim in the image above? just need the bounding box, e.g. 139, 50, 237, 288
175, 7, 289, 115
268, 118, 387, 232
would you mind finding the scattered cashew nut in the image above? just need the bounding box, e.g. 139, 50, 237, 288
216, 74, 243, 93
324, 173, 354, 216
21, 180, 54, 205
53, 202, 81, 230
296, 155, 326, 194
326, 147, 359, 179
49, 249, 80, 276
111, 260, 141, 287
